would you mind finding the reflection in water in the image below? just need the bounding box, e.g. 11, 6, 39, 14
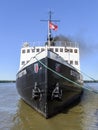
0, 83, 98, 130
11, 99, 83, 130
81, 90, 98, 130
11, 89, 98, 130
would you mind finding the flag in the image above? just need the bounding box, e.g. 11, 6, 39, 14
49, 22, 58, 30
34, 63, 39, 73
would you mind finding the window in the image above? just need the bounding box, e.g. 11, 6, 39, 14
70, 49, 73, 53
32, 49, 35, 52
55, 48, 58, 52
22, 49, 25, 53
60, 48, 63, 52
41, 48, 45, 51
50, 48, 53, 51
70, 60, 73, 65
65, 49, 69, 52
36, 48, 39, 52
75, 61, 78, 65
27, 49, 30, 53
27, 60, 29, 63
74, 49, 78, 53
21, 61, 25, 65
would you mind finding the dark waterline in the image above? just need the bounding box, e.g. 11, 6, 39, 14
0, 82, 98, 130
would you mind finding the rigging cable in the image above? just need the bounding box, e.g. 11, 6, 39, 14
35, 56, 98, 94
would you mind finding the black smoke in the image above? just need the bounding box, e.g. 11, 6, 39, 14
52, 34, 98, 57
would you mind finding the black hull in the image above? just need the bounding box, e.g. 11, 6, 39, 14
16, 55, 83, 118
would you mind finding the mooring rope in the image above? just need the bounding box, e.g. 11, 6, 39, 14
35, 56, 98, 94
76, 68, 96, 82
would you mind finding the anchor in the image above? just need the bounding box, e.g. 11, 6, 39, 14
32, 82, 42, 100
51, 82, 62, 100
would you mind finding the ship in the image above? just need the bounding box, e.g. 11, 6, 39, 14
16, 12, 83, 118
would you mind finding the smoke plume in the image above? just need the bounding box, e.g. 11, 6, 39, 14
53, 35, 98, 57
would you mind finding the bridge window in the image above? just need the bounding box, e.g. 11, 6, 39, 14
21, 61, 25, 65
22, 49, 25, 53
75, 61, 78, 65
74, 49, 78, 53
41, 48, 45, 51
27, 49, 30, 53
70, 49, 73, 53
55, 48, 58, 52
50, 48, 53, 51
70, 60, 73, 65
27, 60, 29, 63
36, 48, 39, 52
32, 49, 35, 52
60, 48, 63, 52
65, 49, 69, 52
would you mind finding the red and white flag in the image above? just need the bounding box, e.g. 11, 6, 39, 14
49, 22, 58, 31
34, 63, 39, 73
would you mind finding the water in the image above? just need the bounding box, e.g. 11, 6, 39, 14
0, 83, 98, 130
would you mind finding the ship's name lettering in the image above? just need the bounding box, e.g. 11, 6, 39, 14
18, 69, 27, 78
70, 70, 79, 78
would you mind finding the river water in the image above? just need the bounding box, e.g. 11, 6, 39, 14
0, 82, 98, 130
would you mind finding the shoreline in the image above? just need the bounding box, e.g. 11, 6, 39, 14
0, 80, 98, 83
84, 80, 98, 83
0, 80, 16, 83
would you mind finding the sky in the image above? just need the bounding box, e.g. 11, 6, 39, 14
0, 0, 98, 80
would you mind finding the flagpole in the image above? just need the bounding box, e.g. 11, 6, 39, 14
48, 20, 50, 46
48, 11, 52, 46
40, 11, 60, 46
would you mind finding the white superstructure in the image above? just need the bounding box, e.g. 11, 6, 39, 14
19, 42, 80, 71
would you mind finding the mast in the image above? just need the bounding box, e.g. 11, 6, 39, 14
48, 11, 52, 46
41, 11, 59, 46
